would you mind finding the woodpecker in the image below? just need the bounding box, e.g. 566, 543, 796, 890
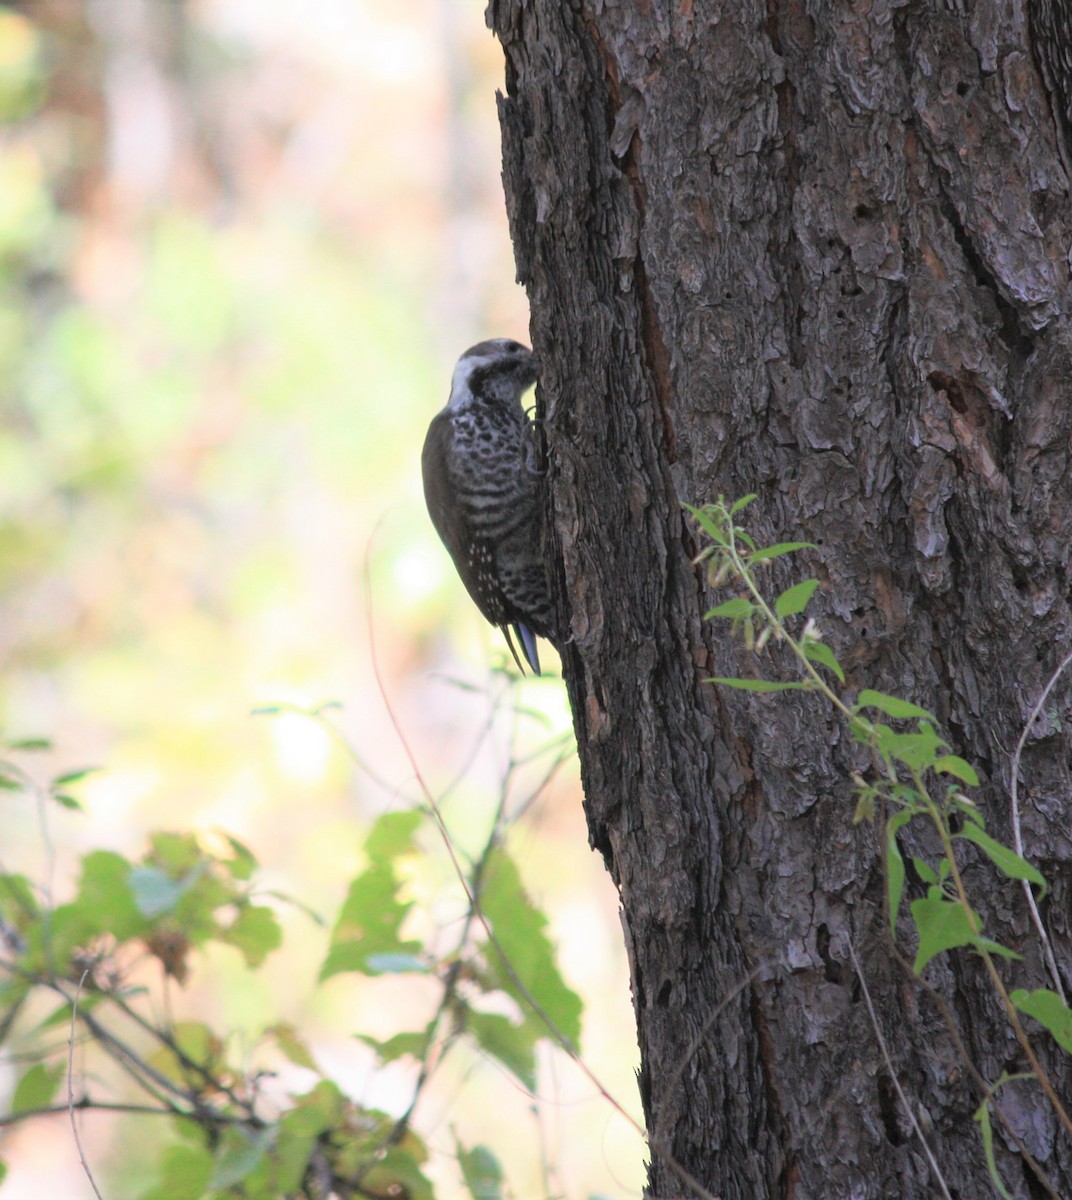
422, 338, 555, 674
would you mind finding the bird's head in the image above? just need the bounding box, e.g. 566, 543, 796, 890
448, 338, 538, 410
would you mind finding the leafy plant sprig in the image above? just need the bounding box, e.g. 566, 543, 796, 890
688, 496, 1072, 1164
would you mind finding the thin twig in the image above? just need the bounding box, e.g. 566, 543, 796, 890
68, 969, 106, 1200
848, 942, 953, 1199
1008, 649, 1072, 1001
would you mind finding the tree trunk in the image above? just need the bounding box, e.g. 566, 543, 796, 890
488, 1, 1072, 1196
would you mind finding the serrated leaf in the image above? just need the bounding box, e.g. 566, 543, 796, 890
358, 1029, 430, 1064
709, 677, 807, 693
1010, 988, 1072, 1052
704, 598, 754, 620
466, 1010, 537, 1090
774, 578, 819, 618
803, 639, 844, 681
12, 1061, 64, 1114
320, 811, 423, 982
855, 690, 934, 721
934, 755, 979, 787
478, 848, 582, 1046
957, 825, 1047, 897
266, 1021, 318, 1070
222, 834, 257, 881
222, 904, 282, 966
749, 541, 817, 564
457, 1140, 504, 1200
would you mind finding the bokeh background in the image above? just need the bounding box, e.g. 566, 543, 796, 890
0, 1, 643, 1194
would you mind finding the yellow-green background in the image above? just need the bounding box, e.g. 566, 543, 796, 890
0, 2, 642, 1194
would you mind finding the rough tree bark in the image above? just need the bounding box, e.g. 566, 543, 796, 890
488, 2, 1072, 1197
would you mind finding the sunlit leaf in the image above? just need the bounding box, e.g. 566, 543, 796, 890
465, 1010, 536, 1091
139, 1143, 214, 1200
358, 1028, 430, 1065
478, 848, 582, 1047
222, 904, 282, 966
457, 1140, 504, 1200
11, 1061, 63, 1115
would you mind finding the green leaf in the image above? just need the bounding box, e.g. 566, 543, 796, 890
803, 640, 844, 681
358, 1029, 430, 1064
363, 952, 427, 973
266, 1021, 318, 1070
12, 1061, 64, 1114
478, 848, 583, 1046
748, 541, 817, 564
222, 834, 258, 881
704, 598, 754, 620
362, 1146, 434, 1200
76, 850, 145, 940
774, 578, 819, 618
685, 504, 726, 543
709, 678, 807, 693
730, 494, 757, 513
885, 811, 912, 935
6, 738, 51, 751
855, 690, 934, 721
872, 723, 946, 771
457, 1140, 504, 1200
934, 755, 979, 787
911, 891, 978, 973
320, 810, 423, 981
48, 793, 83, 811
222, 904, 282, 966
139, 1144, 214, 1200
912, 857, 938, 886
957, 825, 1047, 897
51, 767, 97, 788
129, 866, 186, 917
1010, 989, 1072, 1052
210, 1127, 272, 1188
974, 1099, 1014, 1200
466, 1010, 537, 1091
0, 772, 23, 791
